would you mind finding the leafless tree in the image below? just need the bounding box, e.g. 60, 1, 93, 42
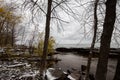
95, 0, 117, 80
85, 0, 99, 80
22, 0, 80, 79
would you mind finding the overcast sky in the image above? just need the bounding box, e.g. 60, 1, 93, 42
35, 0, 92, 44
6, 0, 92, 46
5, 0, 118, 45
5, 0, 120, 48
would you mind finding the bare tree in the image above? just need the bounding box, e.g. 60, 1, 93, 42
85, 0, 99, 80
95, 0, 117, 80
41, 0, 53, 74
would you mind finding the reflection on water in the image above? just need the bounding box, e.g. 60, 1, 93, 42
54, 53, 117, 80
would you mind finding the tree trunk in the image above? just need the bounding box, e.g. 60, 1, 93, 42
5, 24, 8, 46
0, 20, 5, 47
113, 55, 120, 80
85, 0, 99, 80
40, 0, 52, 77
95, 0, 117, 80
11, 26, 15, 47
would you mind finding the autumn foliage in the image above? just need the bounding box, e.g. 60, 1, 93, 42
0, 1, 21, 47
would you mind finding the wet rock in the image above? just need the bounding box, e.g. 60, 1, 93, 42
51, 68, 63, 78
46, 68, 63, 80
68, 70, 81, 80
89, 74, 95, 80
55, 74, 70, 80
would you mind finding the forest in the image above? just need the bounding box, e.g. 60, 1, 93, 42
0, 0, 120, 80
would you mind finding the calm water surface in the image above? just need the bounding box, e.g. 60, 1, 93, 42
54, 53, 117, 80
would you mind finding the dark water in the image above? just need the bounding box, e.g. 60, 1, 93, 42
53, 53, 117, 80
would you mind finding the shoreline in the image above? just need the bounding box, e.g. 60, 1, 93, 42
55, 47, 120, 58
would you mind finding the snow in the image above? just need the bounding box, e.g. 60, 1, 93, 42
0, 61, 80, 80
19, 70, 39, 79
0, 48, 5, 53
7, 63, 27, 68
68, 75, 76, 80
46, 68, 77, 80
46, 68, 58, 80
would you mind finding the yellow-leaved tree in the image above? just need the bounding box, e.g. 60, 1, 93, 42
0, 1, 21, 47
36, 36, 55, 57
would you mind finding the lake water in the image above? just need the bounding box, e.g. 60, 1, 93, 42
53, 53, 117, 80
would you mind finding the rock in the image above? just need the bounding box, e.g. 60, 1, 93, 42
69, 70, 81, 80
46, 68, 72, 80
67, 70, 71, 74
89, 74, 95, 80
46, 68, 63, 80
55, 74, 70, 80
